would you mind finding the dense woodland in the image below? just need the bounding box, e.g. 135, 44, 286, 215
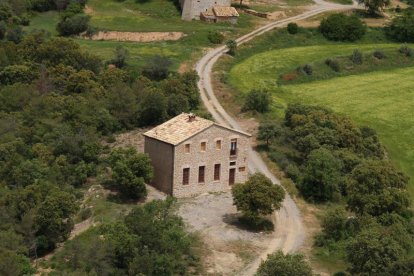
257, 104, 414, 274
0, 4, 202, 271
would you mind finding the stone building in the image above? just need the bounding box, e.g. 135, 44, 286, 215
180, 0, 239, 23
144, 113, 251, 198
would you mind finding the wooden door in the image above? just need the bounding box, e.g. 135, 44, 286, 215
229, 168, 236, 185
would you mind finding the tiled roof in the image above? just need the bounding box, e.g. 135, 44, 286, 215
213, 6, 239, 17
144, 113, 250, 145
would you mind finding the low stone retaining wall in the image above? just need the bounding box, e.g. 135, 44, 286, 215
83, 31, 185, 42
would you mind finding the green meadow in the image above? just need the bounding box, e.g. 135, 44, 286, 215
229, 43, 414, 196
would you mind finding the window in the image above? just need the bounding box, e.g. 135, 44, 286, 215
198, 166, 205, 183
239, 167, 246, 172
184, 144, 190, 153
183, 168, 190, 185
214, 164, 221, 181
230, 161, 236, 166
230, 139, 237, 156
215, 140, 222, 150
200, 142, 206, 152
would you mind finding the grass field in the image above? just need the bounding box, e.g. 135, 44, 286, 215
228, 44, 414, 196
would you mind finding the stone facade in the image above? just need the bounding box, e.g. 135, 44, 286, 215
144, 113, 250, 198
172, 124, 249, 197
180, 0, 232, 21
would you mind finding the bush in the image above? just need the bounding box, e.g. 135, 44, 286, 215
399, 44, 413, 57
207, 31, 224, 44
386, 12, 414, 42
298, 64, 313, 75
242, 89, 271, 113
373, 50, 386, 59
287, 22, 299, 34
320, 14, 366, 41
6, 26, 23, 44
325, 58, 340, 72
226, 39, 237, 56
350, 49, 363, 64
57, 14, 90, 36
142, 55, 172, 81
256, 251, 314, 276
0, 21, 6, 40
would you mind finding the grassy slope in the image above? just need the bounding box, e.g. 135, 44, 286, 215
229, 43, 414, 196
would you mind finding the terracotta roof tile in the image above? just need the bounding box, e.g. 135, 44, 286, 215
144, 113, 250, 145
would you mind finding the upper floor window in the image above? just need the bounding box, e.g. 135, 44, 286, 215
215, 140, 222, 150
230, 139, 237, 156
200, 141, 207, 152
184, 143, 190, 153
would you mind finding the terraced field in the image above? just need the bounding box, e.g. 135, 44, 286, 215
229, 44, 414, 196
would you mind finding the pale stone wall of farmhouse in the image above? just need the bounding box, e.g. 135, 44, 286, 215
144, 137, 174, 195
172, 125, 249, 198
181, 0, 232, 20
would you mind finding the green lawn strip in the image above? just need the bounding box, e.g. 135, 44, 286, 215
24, 11, 60, 35
278, 47, 414, 85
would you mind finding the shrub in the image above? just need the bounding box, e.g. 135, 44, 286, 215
242, 89, 271, 113
373, 50, 386, 59
399, 44, 413, 57
320, 14, 366, 41
302, 64, 313, 75
207, 31, 224, 44
226, 39, 237, 56
0, 21, 6, 40
350, 49, 363, 64
142, 55, 172, 81
256, 251, 314, 276
57, 14, 90, 36
325, 58, 340, 72
287, 22, 299, 34
6, 26, 23, 44
386, 12, 414, 42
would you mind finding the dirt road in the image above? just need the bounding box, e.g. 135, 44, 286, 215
195, 1, 358, 275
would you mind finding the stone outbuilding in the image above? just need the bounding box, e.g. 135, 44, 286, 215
143, 113, 251, 198
180, 0, 239, 23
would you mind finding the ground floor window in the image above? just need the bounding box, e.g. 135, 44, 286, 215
183, 168, 190, 185
198, 166, 205, 183
214, 164, 221, 181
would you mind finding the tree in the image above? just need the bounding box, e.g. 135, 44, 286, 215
226, 39, 237, 56
142, 55, 172, 81
386, 11, 414, 42
139, 90, 167, 126
320, 207, 349, 241
358, 0, 390, 15
256, 251, 314, 276
320, 14, 366, 41
207, 31, 224, 44
56, 14, 90, 36
301, 148, 343, 202
287, 22, 299, 34
346, 226, 405, 274
0, 21, 6, 40
242, 89, 272, 113
111, 46, 129, 68
232, 173, 285, 221
258, 122, 281, 146
107, 147, 153, 199
6, 26, 23, 44
346, 160, 410, 216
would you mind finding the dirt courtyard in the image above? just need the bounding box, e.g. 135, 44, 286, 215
178, 192, 275, 275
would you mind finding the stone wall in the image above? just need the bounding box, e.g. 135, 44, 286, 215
172, 125, 250, 198
144, 137, 174, 195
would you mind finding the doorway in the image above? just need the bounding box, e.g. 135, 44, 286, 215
229, 168, 236, 185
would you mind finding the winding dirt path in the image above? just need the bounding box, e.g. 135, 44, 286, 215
195, 1, 358, 275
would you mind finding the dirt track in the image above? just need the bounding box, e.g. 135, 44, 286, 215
195, 1, 359, 275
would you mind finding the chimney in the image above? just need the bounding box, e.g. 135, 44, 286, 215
188, 113, 196, 122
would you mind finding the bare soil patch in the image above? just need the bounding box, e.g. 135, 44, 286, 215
107, 128, 150, 153
178, 192, 275, 275
83, 31, 185, 42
